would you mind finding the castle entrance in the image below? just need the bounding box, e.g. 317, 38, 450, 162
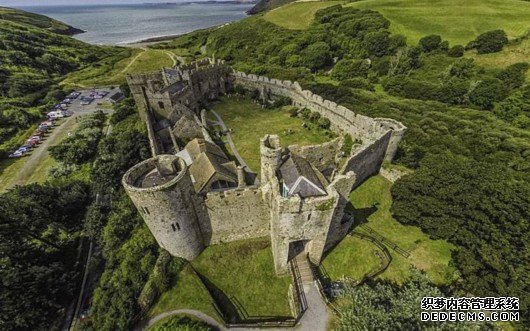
288, 240, 309, 261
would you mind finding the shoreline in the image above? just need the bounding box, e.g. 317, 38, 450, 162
122, 21, 235, 47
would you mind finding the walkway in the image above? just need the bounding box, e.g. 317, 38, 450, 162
121, 47, 147, 74
140, 309, 226, 331
208, 109, 259, 185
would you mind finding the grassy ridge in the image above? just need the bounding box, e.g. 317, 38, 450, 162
348, 0, 530, 45
0, 6, 82, 35
263, 1, 344, 29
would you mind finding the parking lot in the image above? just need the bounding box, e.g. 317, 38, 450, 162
1, 87, 120, 191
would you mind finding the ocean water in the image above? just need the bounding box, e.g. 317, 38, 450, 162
18, 2, 253, 45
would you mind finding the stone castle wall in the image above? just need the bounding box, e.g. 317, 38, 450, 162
232, 71, 406, 188
202, 186, 270, 244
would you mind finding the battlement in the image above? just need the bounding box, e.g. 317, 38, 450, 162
123, 155, 187, 192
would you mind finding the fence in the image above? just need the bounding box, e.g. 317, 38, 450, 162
357, 224, 410, 258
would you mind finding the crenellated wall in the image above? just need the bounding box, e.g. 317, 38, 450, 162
232, 71, 406, 187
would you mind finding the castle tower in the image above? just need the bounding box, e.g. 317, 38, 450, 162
122, 155, 205, 260
374, 118, 407, 161
260, 135, 282, 183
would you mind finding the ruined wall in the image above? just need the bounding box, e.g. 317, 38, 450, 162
341, 130, 391, 188
203, 186, 270, 244
288, 139, 340, 176
232, 71, 405, 187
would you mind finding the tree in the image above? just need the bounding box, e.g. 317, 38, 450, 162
362, 31, 390, 57
467, 29, 508, 54
419, 34, 442, 52
449, 58, 474, 79
469, 78, 508, 110
300, 42, 332, 71
447, 45, 464, 57
391, 154, 530, 320
332, 59, 370, 80
337, 268, 481, 330
496, 62, 529, 90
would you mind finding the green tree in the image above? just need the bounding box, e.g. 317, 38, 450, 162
332, 59, 370, 80
468, 29, 508, 54
469, 78, 508, 110
300, 42, 331, 71
419, 34, 442, 52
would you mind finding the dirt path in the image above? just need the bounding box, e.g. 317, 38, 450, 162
164, 51, 178, 66
139, 309, 225, 331
121, 47, 147, 74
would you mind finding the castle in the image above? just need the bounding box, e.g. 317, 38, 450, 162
122, 58, 406, 274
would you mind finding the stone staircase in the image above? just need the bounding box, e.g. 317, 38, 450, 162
294, 254, 314, 285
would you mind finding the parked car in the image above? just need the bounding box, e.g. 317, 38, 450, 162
9, 150, 24, 158
17, 146, 31, 153
68, 92, 81, 99
41, 120, 54, 126
48, 111, 65, 119
28, 136, 42, 144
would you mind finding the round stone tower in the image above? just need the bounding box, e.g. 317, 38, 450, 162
122, 154, 205, 260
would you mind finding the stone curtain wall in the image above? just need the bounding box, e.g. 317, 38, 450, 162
232, 71, 406, 188
203, 186, 270, 244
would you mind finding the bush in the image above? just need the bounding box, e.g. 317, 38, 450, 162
419, 34, 442, 52
317, 117, 331, 129
467, 29, 508, 54
340, 77, 375, 91
332, 59, 370, 80
449, 58, 474, 79
309, 111, 321, 122
300, 42, 332, 71
469, 78, 509, 110
287, 106, 299, 117
447, 45, 464, 57
496, 62, 529, 90
300, 108, 311, 119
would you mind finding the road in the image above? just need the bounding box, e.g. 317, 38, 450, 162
4, 88, 118, 191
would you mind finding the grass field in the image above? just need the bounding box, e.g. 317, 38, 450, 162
61, 47, 175, 88
263, 1, 343, 30
148, 265, 219, 321
348, 0, 530, 45
211, 96, 331, 171
326, 175, 456, 285
322, 235, 382, 282
192, 238, 292, 317
468, 38, 530, 79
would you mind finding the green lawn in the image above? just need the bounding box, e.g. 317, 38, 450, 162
211, 96, 331, 172
264, 1, 344, 30
148, 265, 219, 321
348, 0, 530, 45
148, 314, 214, 331
192, 238, 292, 317
325, 175, 456, 285
322, 235, 382, 282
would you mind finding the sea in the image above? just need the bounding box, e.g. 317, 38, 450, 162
16, 2, 253, 45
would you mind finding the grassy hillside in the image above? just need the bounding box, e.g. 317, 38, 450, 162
347, 0, 530, 45
0, 7, 128, 158
264, 1, 343, 29
0, 6, 83, 35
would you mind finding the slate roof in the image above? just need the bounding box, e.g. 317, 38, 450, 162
185, 138, 238, 193
278, 154, 327, 198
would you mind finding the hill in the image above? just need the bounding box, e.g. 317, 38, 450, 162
247, 0, 297, 14
0, 7, 126, 158
0, 6, 83, 35
347, 0, 530, 45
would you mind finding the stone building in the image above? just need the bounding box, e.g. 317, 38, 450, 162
122, 59, 406, 274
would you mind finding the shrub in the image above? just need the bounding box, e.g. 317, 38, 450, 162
340, 77, 375, 91
447, 45, 464, 57
332, 59, 370, 80
317, 117, 331, 129
449, 58, 475, 79
309, 111, 321, 122
362, 31, 390, 57
287, 106, 299, 117
496, 62, 529, 90
467, 29, 508, 54
419, 34, 442, 52
300, 108, 311, 119
300, 42, 332, 71
469, 78, 509, 110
